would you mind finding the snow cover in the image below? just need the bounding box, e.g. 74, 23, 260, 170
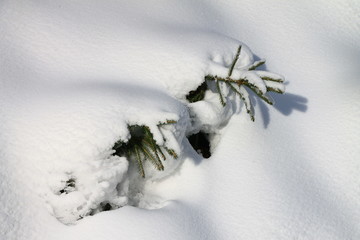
1, 0, 360, 239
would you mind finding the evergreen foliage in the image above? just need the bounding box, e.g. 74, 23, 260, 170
113, 121, 178, 178
187, 45, 285, 121
186, 82, 208, 103
117, 46, 285, 177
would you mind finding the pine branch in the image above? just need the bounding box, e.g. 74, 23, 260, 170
201, 44, 285, 120
156, 145, 166, 160
228, 45, 242, 77
266, 87, 284, 94
228, 83, 255, 121
134, 145, 145, 178
261, 76, 284, 83
158, 119, 178, 126
216, 80, 226, 106
164, 147, 178, 159
248, 59, 265, 70
143, 138, 162, 164
141, 145, 164, 171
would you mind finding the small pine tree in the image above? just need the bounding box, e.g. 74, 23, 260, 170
116, 45, 285, 177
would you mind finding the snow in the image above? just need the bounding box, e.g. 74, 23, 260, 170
1, 0, 360, 239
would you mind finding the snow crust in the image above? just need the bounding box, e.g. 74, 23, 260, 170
1, 0, 360, 239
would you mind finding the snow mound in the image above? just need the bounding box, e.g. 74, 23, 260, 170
0, 0, 285, 225
1, 0, 359, 239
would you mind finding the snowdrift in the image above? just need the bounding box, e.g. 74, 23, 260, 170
1, 0, 359, 239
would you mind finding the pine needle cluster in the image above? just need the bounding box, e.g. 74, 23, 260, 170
186, 81, 207, 103
187, 45, 285, 121
113, 121, 178, 178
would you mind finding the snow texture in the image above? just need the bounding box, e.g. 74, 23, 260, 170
1, 0, 360, 239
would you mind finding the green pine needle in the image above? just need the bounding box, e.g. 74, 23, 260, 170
228, 45, 242, 77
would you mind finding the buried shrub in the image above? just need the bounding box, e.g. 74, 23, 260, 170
115, 45, 286, 177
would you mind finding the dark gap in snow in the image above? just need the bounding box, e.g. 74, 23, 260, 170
112, 125, 147, 158
59, 178, 76, 194
186, 81, 208, 103
89, 202, 115, 216
101, 202, 112, 211
187, 131, 211, 158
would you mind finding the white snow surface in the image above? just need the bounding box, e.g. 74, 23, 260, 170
1, 0, 360, 239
